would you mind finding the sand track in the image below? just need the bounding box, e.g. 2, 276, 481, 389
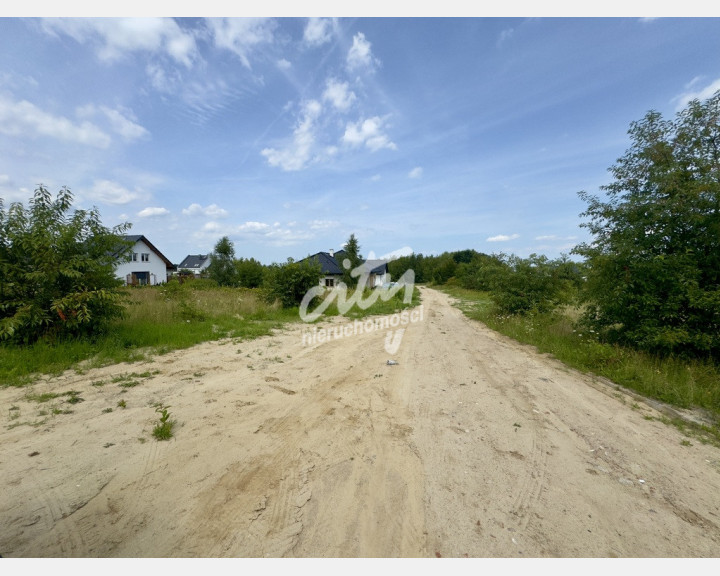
1, 287, 719, 557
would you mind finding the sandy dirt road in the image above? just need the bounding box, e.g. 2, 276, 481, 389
1, 287, 720, 557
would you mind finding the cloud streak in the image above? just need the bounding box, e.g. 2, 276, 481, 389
487, 234, 520, 242
0, 95, 111, 148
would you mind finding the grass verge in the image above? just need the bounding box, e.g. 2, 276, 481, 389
1, 281, 422, 387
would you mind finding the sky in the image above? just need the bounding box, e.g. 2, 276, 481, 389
2, 13, 720, 265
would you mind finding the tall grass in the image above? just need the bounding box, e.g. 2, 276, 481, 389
0, 282, 295, 387
1, 281, 422, 387
440, 286, 720, 424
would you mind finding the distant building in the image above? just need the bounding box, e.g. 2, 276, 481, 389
115, 235, 174, 286
178, 254, 212, 276
301, 249, 389, 288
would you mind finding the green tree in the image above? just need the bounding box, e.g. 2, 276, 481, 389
574, 91, 720, 357
207, 236, 238, 287
341, 233, 363, 287
235, 257, 265, 288
263, 257, 322, 308
0, 185, 130, 344
489, 254, 574, 315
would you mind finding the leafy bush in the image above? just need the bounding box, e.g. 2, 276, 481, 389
0, 186, 130, 344
574, 91, 720, 358
489, 254, 578, 315
263, 257, 322, 308
235, 257, 265, 288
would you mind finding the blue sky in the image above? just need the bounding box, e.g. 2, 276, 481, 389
2, 16, 720, 264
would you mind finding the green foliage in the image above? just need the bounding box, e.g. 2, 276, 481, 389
574, 91, 720, 358
0, 185, 130, 344
341, 234, 363, 287
207, 236, 238, 287
235, 257, 265, 288
388, 253, 429, 283
489, 254, 580, 315
152, 403, 174, 440
430, 253, 458, 284
263, 257, 322, 308
0, 283, 296, 387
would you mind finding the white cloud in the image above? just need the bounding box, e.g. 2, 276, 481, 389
487, 234, 520, 242
77, 104, 149, 141
206, 17, 276, 68
408, 166, 423, 179
88, 180, 141, 205
347, 32, 377, 72
237, 221, 314, 246
498, 28, 514, 45
535, 235, 577, 241
277, 58, 292, 70
183, 203, 229, 218
261, 99, 323, 171
0, 95, 110, 148
342, 116, 397, 152
309, 219, 340, 230
41, 18, 197, 67
381, 246, 414, 260
673, 77, 720, 111
322, 79, 356, 112
304, 17, 335, 47
138, 206, 170, 218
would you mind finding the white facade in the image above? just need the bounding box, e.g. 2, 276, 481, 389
115, 238, 169, 286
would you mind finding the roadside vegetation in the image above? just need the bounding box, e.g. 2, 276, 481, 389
1, 229, 420, 387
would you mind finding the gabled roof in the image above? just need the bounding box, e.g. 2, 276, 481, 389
361, 259, 389, 275
302, 250, 347, 275
123, 235, 174, 269
178, 254, 210, 269
301, 250, 389, 276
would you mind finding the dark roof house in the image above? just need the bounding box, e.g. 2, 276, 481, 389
301, 249, 389, 288
178, 254, 211, 275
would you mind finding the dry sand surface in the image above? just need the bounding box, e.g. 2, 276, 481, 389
2, 287, 720, 558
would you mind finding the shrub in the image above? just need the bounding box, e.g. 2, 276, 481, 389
0, 185, 130, 344
263, 257, 322, 308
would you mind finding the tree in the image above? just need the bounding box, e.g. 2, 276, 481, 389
235, 257, 265, 288
263, 257, 322, 308
341, 233, 363, 287
489, 254, 576, 315
0, 185, 130, 344
207, 236, 238, 287
574, 91, 720, 357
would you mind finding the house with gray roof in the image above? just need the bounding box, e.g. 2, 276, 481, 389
302, 249, 389, 288
178, 254, 212, 276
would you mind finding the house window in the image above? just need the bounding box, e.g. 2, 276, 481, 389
131, 252, 138, 262
325, 278, 334, 287
141, 253, 150, 262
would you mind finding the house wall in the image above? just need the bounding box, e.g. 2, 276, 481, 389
320, 275, 340, 287
115, 240, 168, 286
367, 268, 389, 288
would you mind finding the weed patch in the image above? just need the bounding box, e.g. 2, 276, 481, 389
152, 404, 175, 441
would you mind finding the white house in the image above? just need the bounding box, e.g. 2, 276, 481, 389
115, 235, 174, 286
300, 249, 389, 288
177, 254, 212, 276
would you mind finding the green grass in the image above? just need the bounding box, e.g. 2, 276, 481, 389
440, 285, 720, 441
1, 281, 422, 388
